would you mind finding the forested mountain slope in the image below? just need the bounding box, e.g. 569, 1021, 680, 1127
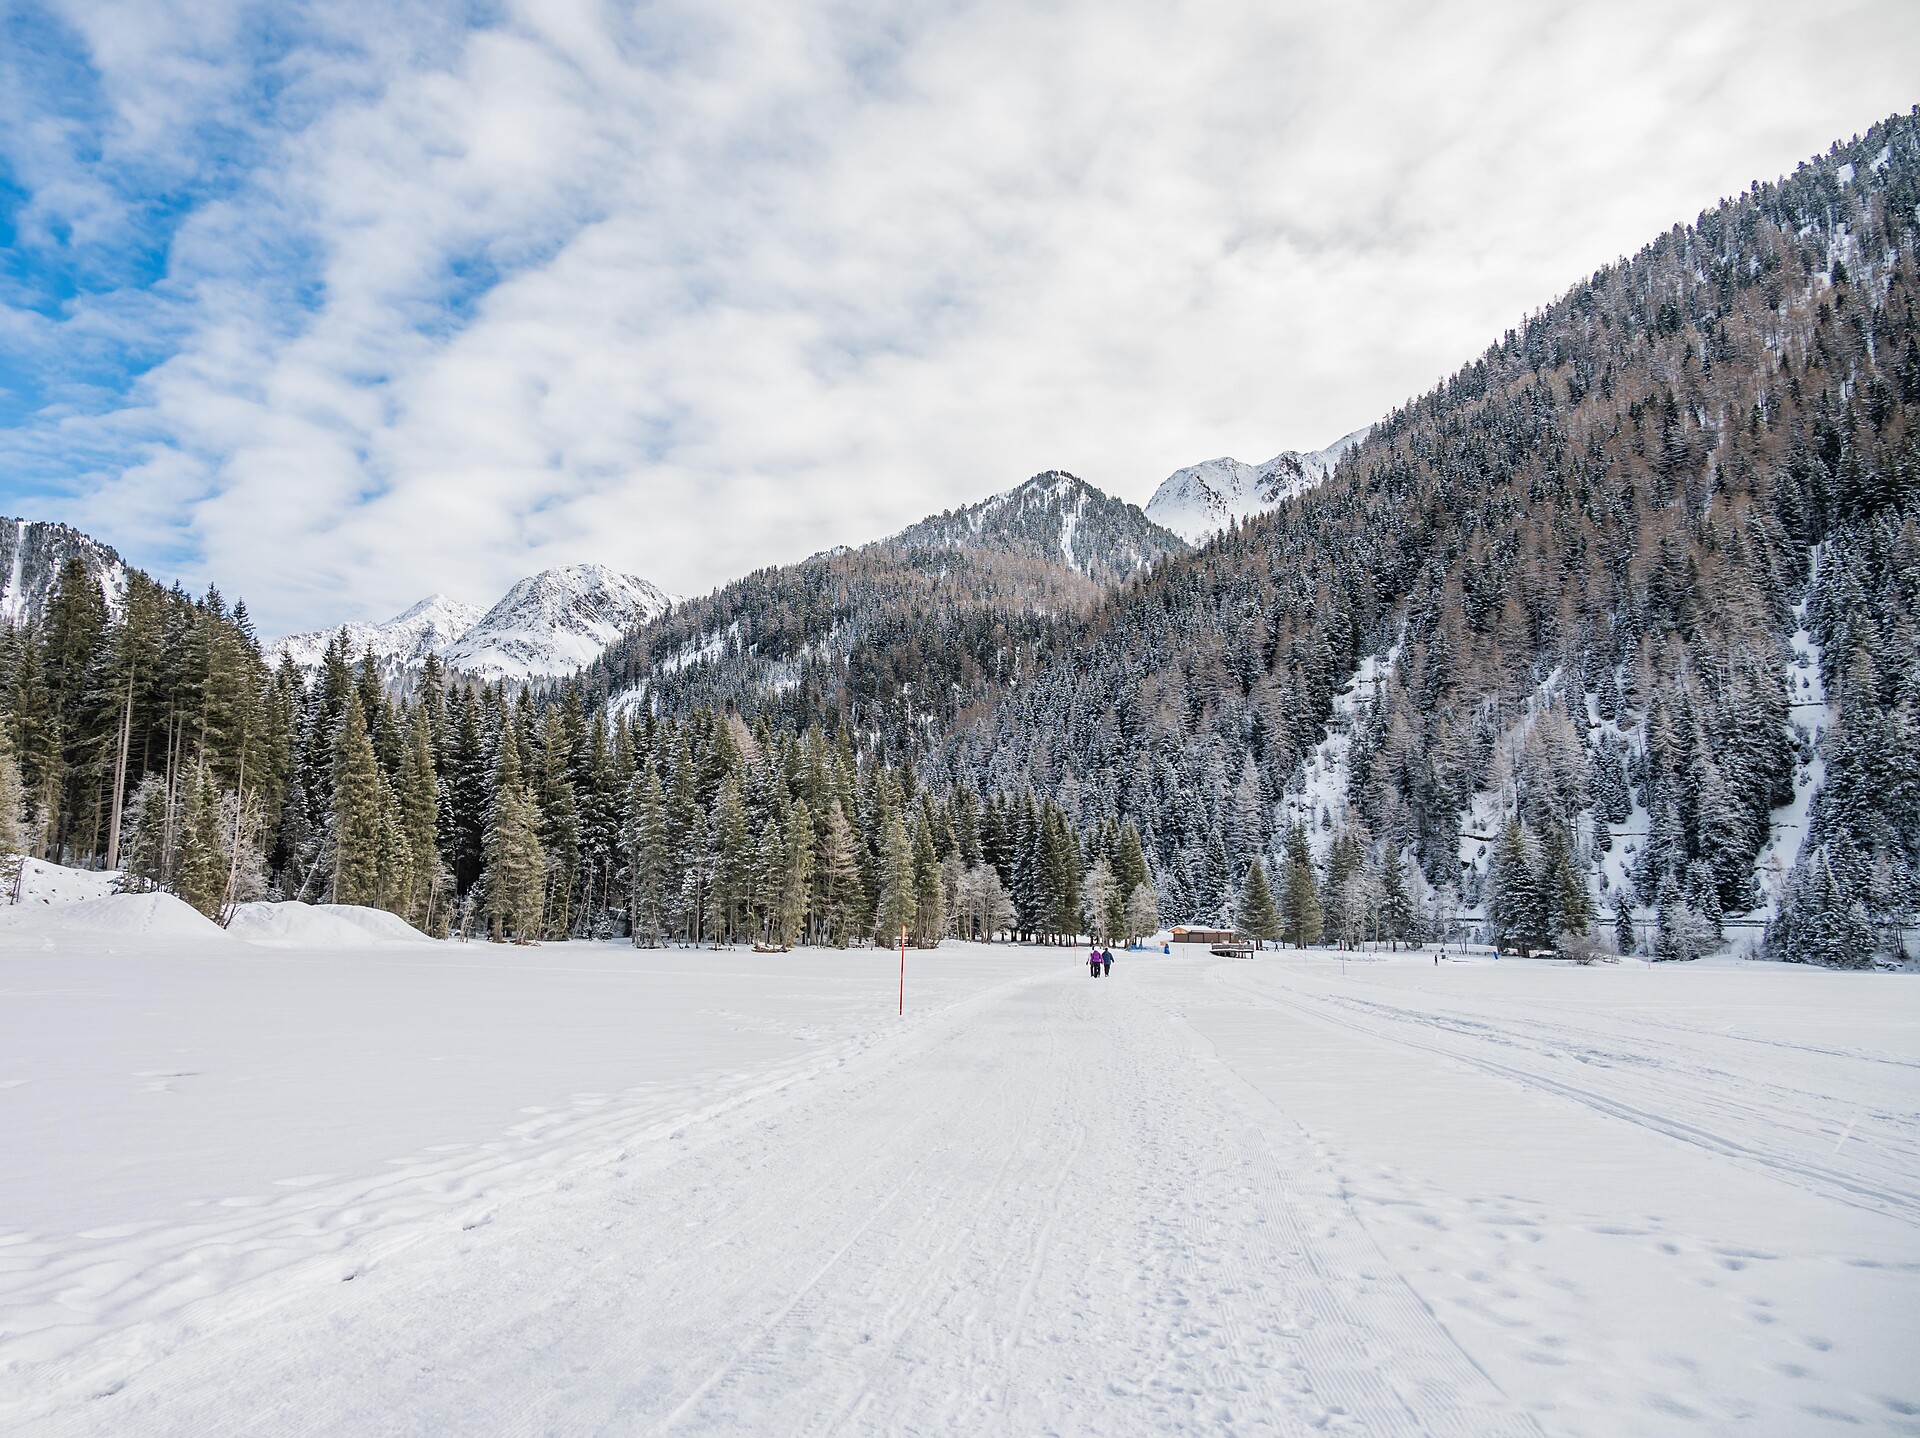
934, 111, 1920, 963
584, 472, 1183, 740
0, 520, 126, 627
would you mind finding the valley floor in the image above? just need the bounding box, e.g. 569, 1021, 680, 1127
2, 935, 1916, 1436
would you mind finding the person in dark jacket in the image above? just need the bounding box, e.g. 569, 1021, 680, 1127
1100, 948, 1113, 976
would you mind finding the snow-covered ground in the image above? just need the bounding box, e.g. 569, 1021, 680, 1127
2, 931, 1915, 1435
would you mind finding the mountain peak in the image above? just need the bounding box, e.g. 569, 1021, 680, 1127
272, 566, 674, 684
889, 472, 1184, 582
438, 565, 675, 682
1144, 427, 1370, 544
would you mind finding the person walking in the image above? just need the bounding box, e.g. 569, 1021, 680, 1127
1088, 947, 1102, 979
1100, 947, 1113, 976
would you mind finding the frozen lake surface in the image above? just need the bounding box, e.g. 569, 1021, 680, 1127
2, 921, 1916, 1435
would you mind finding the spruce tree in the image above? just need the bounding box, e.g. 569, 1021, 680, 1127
1279, 824, 1323, 947
710, 774, 752, 946
1379, 847, 1414, 950
398, 705, 441, 929
911, 812, 943, 946
331, 692, 383, 907
1488, 821, 1544, 951
1236, 859, 1282, 948
776, 799, 814, 948
483, 725, 546, 941
819, 798, 863, 947
8, 625, 60, 846
872, 806, 916, 946
623, 763, 670, 946
0, 724, 26, 895
176, 764, 230, 920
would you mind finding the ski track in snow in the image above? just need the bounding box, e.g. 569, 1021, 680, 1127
4, 947, 1917, 1436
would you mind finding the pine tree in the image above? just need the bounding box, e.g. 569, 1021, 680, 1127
118, 774, 173, 893
623, 763, 670, 946
1124, 881, 1160, 944
8, 625, 59, 847
483, 725, 546, 941
1488, 821, 1545, 952
331, 692, 383, 907
176, 764, 230, 920
1083, 857, 1121, 943
1278, 824, 1323, 947
911, 812, 943, 946
1323, 827, 1365, 946
710, 773, 752, 946
1236, 859, 1282, 947
872, 804, 916, 946
818, 798, 863, 947
1613, 893, 1637, 956
1540, 823, 1593, 940
0, 723, 27, 895
1379, 847, 1414, 950
398, 705, 441, 929
775, 799, 814, 948
1042, 803, 1083, 941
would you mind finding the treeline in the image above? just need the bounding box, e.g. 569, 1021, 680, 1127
0, 574, 1163, 946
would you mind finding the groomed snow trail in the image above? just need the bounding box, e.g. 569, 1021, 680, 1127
18, 964, 1538, 1438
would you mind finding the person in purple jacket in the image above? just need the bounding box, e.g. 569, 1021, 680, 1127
1088, 948, 1103, 978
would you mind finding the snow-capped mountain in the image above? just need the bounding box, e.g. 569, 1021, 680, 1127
437, 564, 675, 683
0, 518, 128, 626
275, 594, 485, 674
274, 565, 674, 685
889, 471, 1186, 583
1144, 427, 1371, 544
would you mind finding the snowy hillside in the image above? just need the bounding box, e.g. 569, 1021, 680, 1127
274, 594, 484, 673
1144, 427, 1370, 544
889, 471, 1186, 583
438, 563, 675, 682
0, 517, 127, 626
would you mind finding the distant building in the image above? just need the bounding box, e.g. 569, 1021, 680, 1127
1170, 926, 1236, 945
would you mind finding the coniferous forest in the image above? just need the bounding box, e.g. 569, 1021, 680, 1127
0, 581, 1159, 949
2, 112, 1917, 966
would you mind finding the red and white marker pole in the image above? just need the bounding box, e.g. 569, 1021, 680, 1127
898, 925, 907, 1016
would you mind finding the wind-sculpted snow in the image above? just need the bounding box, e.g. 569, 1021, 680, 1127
1, 942, 1914, 1434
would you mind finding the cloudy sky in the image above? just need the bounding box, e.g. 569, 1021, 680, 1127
1, 0, 1916, 635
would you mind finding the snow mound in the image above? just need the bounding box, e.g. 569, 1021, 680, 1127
11, 856, 123, 906
227, 902, 437, 948
316, 904, 436, 943
0, 890, 229, 941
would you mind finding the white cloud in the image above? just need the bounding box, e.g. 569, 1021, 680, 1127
9, 0, 1919, 633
